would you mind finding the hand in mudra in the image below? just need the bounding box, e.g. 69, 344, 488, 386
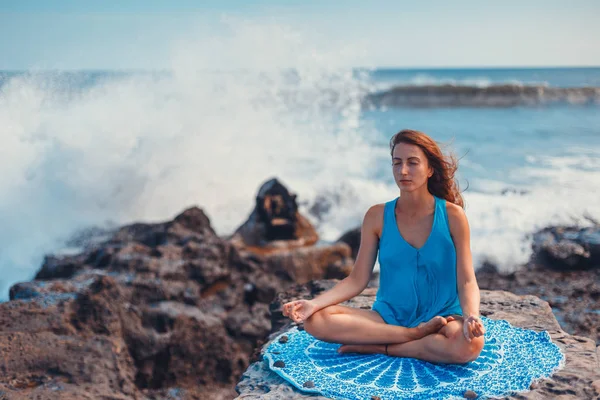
282, 300, 317, 323
463, 315, 485, 342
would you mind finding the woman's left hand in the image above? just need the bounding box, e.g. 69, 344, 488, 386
463, 315, 485, 342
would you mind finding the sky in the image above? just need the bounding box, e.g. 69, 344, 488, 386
0, 0, 599, 70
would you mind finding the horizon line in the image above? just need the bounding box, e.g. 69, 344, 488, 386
1, 65, 600, 73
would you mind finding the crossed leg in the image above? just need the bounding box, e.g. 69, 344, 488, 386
339, 316, 485, 364
303, 305, 447, 346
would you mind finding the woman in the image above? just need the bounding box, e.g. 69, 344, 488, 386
282, 129, 485, 364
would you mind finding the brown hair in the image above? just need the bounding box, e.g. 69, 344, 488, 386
390, 129, 464, 208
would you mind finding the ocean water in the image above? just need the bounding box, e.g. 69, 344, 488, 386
1, 64, 599, 301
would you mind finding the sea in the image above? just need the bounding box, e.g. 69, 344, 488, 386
1, 66, 599, 300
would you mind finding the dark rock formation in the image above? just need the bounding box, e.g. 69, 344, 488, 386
0, 182, 354, 399
236, 281, 600, 399
532, 225, 600, 270
336, 227, 361, 260
230, 178, 319, 248
470, 225, 600, 345
477, 264, 600, 345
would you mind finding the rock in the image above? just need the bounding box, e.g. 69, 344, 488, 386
35, 254, 87, 280
262, 242, 353, 284
463, 390, 477, 398
592, 379, 600, 395
529, 381, 539, 390
336, 227, 361, 260
236, 282, 600, 399
476, 265, 600, 344
230, 178, 319, 248
235, 361, 329, 399
2, 185, 353, 399
532, 226, 600, 270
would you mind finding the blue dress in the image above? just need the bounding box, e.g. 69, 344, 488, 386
372, 196, 462, 327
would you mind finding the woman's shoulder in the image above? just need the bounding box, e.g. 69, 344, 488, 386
363, 203, 386, 237
444, 201, 465, 216
365, 202, 387, 220
444, 201, 469, 236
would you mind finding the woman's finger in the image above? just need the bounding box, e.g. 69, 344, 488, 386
468, 322, 475, 339
463, 323, 471, 342
475, 322, 484, 336
475, 324, 484, 337
285, 303, 295, 317
469, 321, 478, 339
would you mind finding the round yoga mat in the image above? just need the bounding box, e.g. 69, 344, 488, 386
264, 317, 564, 400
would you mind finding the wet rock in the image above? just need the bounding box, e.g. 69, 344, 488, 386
230, 178, 319, 248
2, 182, 353, 399
463, 390, 477, 398
476, 264, 600, 344
336, 226, 361, 260
302, 381, 315, 388
263, 242, 353, 284
532, 226, 600, 270
592, 379, 600, 395
35, 254, 86, 280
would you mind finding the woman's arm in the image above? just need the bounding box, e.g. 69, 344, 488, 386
447, 203, 485, 340
309, 204, 382, 312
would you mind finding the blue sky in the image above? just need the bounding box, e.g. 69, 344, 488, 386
1, 0, 599, 70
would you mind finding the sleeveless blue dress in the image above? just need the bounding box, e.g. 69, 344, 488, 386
372, 196, 462, 328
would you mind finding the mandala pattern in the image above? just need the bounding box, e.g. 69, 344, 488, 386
264, 317, 564, 399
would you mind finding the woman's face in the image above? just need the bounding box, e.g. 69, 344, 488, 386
392, 142, 433, 192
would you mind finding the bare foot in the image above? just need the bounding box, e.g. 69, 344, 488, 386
416, 316, 447, 338
338, 344, 385, 354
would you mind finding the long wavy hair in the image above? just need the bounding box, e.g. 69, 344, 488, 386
390, 129, 464, 208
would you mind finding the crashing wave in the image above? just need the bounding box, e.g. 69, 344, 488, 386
364, 84, 600, 108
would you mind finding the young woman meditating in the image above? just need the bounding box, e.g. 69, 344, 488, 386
282, 129, 485, 364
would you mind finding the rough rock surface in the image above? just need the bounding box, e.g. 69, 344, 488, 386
236, 281, 600, 399
230, 178, 319, 249
336, 227, 361, 260
0, 195, 353, 398
477, 264, 600, 345
531, 225, 600, 270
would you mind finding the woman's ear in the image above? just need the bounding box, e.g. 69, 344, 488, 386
428, 167, 434, 178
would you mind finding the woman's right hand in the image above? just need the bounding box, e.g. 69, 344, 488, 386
282, 299, 317, 323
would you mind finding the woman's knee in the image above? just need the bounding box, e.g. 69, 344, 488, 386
444, 322, 484, 363
460, 336, 484, 363
451, 334, 484, 364
304, 306, 337, 338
